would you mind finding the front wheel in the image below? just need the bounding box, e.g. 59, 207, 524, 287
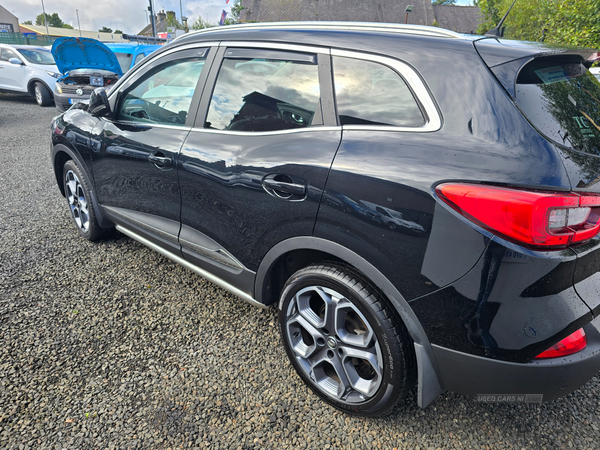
34, 82, 52, 106
279, 264, 416, 416
63, 160, 108, 241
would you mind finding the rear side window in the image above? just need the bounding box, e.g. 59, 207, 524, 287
516, 57, 600, 155
332, 56, 425, 127
205, 52, 321, 132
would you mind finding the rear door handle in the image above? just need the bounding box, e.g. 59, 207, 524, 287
262, 174, 306, 199
148, 153, 173, 167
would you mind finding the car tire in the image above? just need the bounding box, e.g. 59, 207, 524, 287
62, 160, 108, 241
279, 263, 416, 416
34, 82, 52, 106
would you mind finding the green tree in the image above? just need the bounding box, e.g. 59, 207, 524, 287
35, 12, 72, 29
23, 20, 32, 25
99, 26, 113, 33
476, 0, 600, 49
114, 29, 123, 34
433, 0, 457, 5
191, 16, 215, 30
166, 11, 182, 28
230, 0, 243, 22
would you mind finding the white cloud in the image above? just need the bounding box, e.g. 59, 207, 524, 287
4, 0, 231, 35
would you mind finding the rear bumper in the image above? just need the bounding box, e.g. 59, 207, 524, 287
433, 315, 600, 402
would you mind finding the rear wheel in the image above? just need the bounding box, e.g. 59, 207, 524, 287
63, 160, 107, 241
279, 263, 416, 416
34, 82, 52, 106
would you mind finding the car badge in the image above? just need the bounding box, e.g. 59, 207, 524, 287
76, 88, 84, 96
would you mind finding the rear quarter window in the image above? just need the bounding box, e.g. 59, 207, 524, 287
332, 56, 425, 127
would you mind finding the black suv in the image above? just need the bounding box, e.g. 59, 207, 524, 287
50, 22, 600, 416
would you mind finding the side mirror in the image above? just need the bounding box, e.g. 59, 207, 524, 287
88, 87, 111, 117
8, 58, 22, 65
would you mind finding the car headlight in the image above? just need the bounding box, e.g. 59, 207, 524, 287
46, 71, 61, 78
55, 84, 63, 94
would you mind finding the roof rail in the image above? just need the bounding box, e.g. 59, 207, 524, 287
172, 21, 463, 42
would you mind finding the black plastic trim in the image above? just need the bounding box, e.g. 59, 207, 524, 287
432, 315, 600, 402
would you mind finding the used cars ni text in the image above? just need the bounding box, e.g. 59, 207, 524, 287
50, 22, 600, 416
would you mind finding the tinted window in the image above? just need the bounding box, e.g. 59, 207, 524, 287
17, 48, 55, 65
133, 53, 145, 66
117, 57, 205, 126
516, 57, 600, 155
332, 56, 425, 127
1, 48, 20, 62
114, 52, 133, 73
205, 54, 320, 132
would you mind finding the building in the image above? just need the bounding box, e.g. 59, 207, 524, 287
138, 10, 182, 37
240, 0, 483, 34
18, 24, 128, 42
0, 4, 19, 32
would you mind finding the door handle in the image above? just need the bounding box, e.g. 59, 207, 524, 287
262, 174, 306, 199
148, 153, 172, 167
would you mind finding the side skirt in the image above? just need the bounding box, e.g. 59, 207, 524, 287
115, 225, 268, 310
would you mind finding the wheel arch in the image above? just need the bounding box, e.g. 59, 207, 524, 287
27, 78, 54, 98
254, 236, 445, 407
52, 143, 112, 228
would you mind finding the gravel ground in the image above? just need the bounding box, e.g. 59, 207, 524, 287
1, 94, 600, 450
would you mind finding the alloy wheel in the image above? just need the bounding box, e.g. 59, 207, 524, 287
284, 286, 383, 404
35, 85, 42, 105
65, 170, 90, 233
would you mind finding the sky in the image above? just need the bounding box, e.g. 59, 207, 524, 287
3, 0, 233, 35
4, 0, 475, 35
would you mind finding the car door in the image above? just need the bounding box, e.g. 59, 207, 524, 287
90, 45, 216, 255
178, 44, 340, 290
0, 47, 25, 91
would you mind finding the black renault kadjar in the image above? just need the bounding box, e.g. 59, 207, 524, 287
50, 22, 600, 416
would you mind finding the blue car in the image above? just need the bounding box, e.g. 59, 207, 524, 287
52, 37, 160, 111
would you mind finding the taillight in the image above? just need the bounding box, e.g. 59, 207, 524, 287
436, 183, 600, 248
535, 328, 587, 359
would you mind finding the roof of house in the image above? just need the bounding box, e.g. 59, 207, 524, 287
240, 0, 436, 26
19, 24, 128, 42
432, 5, 483, 34
239, 0, 484, 34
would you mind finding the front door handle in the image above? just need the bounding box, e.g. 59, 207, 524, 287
262, 174, 306, 199
148, 153, 172, 167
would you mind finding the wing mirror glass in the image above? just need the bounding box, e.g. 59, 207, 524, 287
8, 58, 22, 65
88, 87, 112, 117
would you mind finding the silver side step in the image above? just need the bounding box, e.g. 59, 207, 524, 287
115, 225, 269, 310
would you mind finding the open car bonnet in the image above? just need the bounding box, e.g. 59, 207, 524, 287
51, 37, 123, 76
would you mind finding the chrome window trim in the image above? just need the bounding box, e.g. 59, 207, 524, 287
331, 48, 442, 132
222, 41, 330, 55
173, 22, 463, 42
108, 42, 219, 101
190, 126, 341, 137
112, 121, 192, 131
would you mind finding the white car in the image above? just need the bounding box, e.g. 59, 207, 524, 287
0, 44, 60, 106
590, 67, 600, 82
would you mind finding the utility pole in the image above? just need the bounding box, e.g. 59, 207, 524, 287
144, 9, 149, 24
76, 9, 82, 37
148, 0, 156, 38
40, 0, 50, 37
180, 0, 183, 28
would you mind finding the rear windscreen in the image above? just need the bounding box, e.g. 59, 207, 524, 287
515, 57, 600, 155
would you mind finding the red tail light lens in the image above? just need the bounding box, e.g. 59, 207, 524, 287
436, 183, 600, 248
535, 328, 587, 359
